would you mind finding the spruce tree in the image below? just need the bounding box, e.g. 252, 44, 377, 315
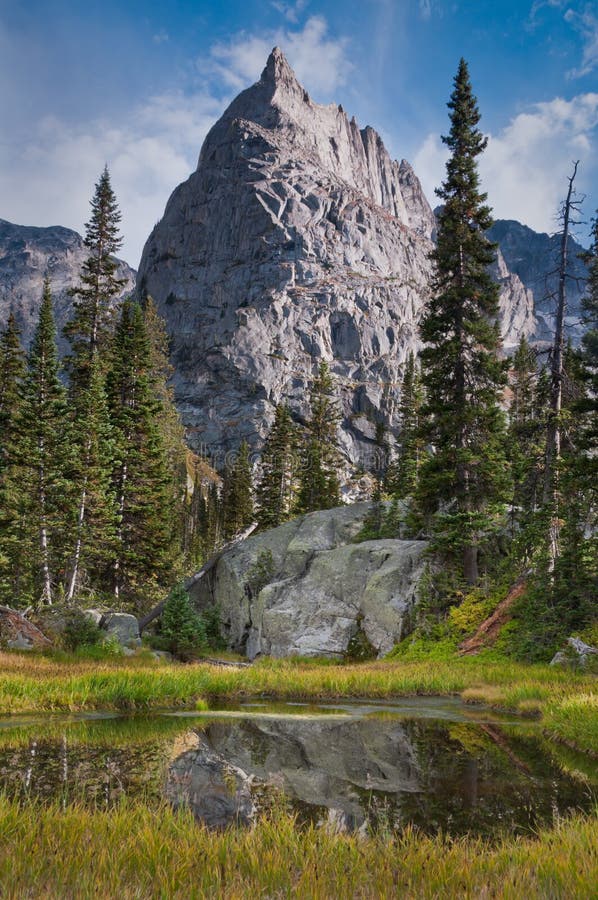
0, 315, 27, 603
579, 210, 598, 455
64, 166, 125, 388
63, 167, 125, 600
107, 301, 178, 609
296, 362, 342, 513
18, 281, 75, 604
256, 404, 299, 529
222, 440, 254, 539
64, 358, 118, 601
417, 59, 509, 583
508, 336, 543, 515
388, 352, 424, 499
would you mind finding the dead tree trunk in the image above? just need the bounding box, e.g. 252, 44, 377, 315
543, 160, 580, 570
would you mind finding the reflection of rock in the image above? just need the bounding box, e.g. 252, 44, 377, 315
192, 502, 427, 659
165, 731, 256, 828
166, 714, 597, 836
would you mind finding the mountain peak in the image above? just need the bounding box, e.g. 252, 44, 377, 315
261, 46, 298, 88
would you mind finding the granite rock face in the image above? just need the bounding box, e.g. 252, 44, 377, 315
192, 502, 428, 659
0, 219, 135, 353
137, 49, 533, 463
489, 219, 588, 345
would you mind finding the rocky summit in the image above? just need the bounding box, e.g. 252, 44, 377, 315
136, 49, 534, 464
0, 219, 135, 354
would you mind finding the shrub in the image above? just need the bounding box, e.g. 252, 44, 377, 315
62, 610, 103, 652
156, 584, 207, 661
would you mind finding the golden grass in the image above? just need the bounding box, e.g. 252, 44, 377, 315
1, 651, 596, 753
0, 797, 596, 898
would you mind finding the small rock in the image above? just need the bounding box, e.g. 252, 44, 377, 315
550, 636, 598, 668
82, 609, 104, 627
101, 612, 141, 647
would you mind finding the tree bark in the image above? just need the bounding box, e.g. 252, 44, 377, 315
543, 161, 579, 571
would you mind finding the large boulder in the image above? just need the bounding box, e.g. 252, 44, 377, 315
192, 502, 427, 659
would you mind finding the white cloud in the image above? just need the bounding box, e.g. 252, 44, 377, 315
419, 0, 433, 21
414, 93, 598, 235
0, 91, 223, 268
271, 0, 309, 23
207, 15, 351, 98
565, 6, 598, 77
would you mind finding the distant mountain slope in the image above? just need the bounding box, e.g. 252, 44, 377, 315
0, 219, 136, 353
489, 219, 588, 343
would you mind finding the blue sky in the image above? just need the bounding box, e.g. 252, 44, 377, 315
1, 0, 597, 265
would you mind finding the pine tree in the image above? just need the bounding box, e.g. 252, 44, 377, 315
106, 300, 178, 609
64, 165, 125, 389
387, 352, 424, 499
579, 210, 598, 455
18, 281, 75, 604
296, 362, 342, 513
508, 336, 543, 515
64, 358, 118, 601
63, 167, 125, 599
256, 404, 299, 529
0, 315, 27, 603
142, 295, 187, 547
417, 59, 509, 583
222, 441, 254, 539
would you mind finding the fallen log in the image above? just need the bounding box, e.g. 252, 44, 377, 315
138, 522, 258, 634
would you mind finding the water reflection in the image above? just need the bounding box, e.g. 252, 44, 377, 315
0, 700, 595, 838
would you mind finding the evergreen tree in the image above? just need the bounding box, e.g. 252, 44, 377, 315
64, 357, 118, 601
508, 336, 543, 515
417, 59, 509, 583
142, 295, 187, 547
64, 165, 125, 389
18, 282, 75, 604
0, 315, 27, 603
63, 167, 125, 599
222, 441, 254, 539
387, 352, 424, 499
256, 404, 299, 529
296, 362, 342, 513
579, 210, 598, 455
106, 300, 178, 609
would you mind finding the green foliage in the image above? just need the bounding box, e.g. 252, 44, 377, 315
386, 353, 425, 499
156, 583, 207, 661
17, 281, 76, 605
222, 441, 254, 540
107, 300, 180, 609
345, 616, 377, 661
64, 165, 126, 388
417, 59, 510, 584
245, 549, 275, 597
61, 610, 103, 652
296, 362, 342, 513
0, 314, 27, 603
257, 404, 299, 529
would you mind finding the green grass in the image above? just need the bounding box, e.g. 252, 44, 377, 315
0, 796, 595, 898
1, 650, 596, 753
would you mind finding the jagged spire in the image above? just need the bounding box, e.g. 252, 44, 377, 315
261, 47, 299, 88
